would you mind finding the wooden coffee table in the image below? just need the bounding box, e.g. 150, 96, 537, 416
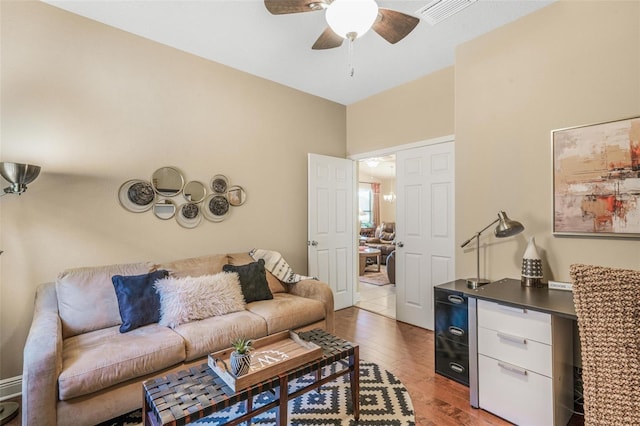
142, 329, 359, 426
359, 247, 381, 275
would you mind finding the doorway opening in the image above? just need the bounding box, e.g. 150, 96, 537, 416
356, 155, 396, 319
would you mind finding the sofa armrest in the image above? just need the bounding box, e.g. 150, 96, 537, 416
22, 282, 63, 426
287, 279, 334, 334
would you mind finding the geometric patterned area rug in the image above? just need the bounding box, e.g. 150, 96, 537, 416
99, 361, 415, 426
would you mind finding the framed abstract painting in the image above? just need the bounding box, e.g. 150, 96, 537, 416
552, 116, 640, 237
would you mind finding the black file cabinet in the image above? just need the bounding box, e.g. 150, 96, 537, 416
434, 287, 470, 386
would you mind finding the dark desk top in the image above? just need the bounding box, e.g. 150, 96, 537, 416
436, 278, 577, 320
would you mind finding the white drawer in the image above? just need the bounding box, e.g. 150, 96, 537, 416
479, 354, 553, 426
478, 299, 551, 344
478, 326, 552, 377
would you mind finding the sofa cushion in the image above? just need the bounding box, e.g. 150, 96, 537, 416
228, 252, 286, 294
223, 259, 273, 303
246, 293, 325, 334
111, 270, 168, 333
380, 231, 395, 242
154, 273, 246, 328
172, 310, 268, 361
58, 324, 185, 400
56, 262, 153, 338
155, 254, 229, 278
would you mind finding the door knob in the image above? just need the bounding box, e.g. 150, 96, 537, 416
308, 240, 318, 247
397, 242, 404, 248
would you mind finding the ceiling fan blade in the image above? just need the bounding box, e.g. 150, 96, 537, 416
372, 8, 420, 44
264, 0, 329, 15
312, 27, 344, 50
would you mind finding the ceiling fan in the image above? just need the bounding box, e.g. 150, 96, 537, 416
264, 0, 420, 50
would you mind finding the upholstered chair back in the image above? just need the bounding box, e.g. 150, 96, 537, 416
570, 264, 640, 426
374, 222, 396, 242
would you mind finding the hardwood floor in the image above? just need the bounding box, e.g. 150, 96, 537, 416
333, 307, 511, 426
4, 307, 584, 425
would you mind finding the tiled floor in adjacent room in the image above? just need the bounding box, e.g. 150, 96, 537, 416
355, 266, 396, 319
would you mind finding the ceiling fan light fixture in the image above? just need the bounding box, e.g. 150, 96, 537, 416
308, 2, 327, 11
325, 0, 379, 39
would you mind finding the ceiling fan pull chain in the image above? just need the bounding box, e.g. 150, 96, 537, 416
347, 31, 356, 77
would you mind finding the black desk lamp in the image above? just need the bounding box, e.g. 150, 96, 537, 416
460, 210, 524, 289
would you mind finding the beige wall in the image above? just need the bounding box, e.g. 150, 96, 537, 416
347, 1, 639, 284
347, 66, 455, 155
456, 0, 640, 283
379, 178, 396, 224
2, 0, 639, 384
0, 1, 345, 378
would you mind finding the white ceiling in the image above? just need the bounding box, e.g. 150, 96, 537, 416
359, 155, 396, 181
43, 0, 554, 105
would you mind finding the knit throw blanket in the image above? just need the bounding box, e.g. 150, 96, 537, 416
249, 249, 315, 284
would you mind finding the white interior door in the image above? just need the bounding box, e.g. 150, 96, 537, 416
308, 153, 355, 310
395, 142, 455, 329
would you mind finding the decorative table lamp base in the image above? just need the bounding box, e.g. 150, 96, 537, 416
521, 237, 543, 287
521, 276, 543, 287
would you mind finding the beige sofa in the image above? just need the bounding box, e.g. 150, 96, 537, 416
22, 252, 334, 426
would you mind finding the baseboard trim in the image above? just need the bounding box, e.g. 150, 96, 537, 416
0, 375, 21, 401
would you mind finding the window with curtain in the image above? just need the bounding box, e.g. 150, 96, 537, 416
359, 182, 382, 230
371, 182, 381, 227
358, 184, 373, 228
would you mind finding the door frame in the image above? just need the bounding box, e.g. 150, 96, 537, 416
348, 134, 455, 306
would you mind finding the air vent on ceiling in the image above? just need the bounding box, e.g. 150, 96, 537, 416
417, 0, 478, 25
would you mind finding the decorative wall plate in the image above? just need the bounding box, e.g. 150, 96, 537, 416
153, 199, 176, 220
177, 203, 202, 228
203, 194, 230, 222
227, 185, 247, 206
152, 167, 184, 197
210, 174, 229, 194
183, 180, 207, 203
118, 180, 155, 213
119, 168, 245, 227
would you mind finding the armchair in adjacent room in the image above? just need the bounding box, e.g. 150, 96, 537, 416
364, 222, 396, 264
386, 251, 395, 284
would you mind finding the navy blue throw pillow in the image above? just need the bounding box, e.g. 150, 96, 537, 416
111, 270, 168, 333
222, 259, 273, 303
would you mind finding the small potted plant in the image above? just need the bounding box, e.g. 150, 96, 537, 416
230, 337, 253, 377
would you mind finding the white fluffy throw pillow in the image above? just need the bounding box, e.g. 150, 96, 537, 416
154, 272, 246, 328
